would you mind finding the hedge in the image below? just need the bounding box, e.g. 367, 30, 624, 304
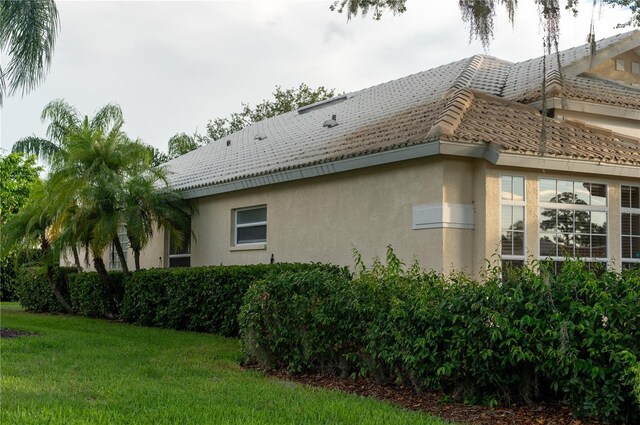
120, 263, 349, 337
240, 251, 640, 423
15, 266, 76, 313
68, 271, 125, 318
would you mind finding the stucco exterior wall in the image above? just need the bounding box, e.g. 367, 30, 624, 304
188, 157, 448, 272
590, 49, 640, 85
556, 110, 640, 140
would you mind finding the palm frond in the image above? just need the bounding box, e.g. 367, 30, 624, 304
0, 0, 60, 102
12, 135, 59, 161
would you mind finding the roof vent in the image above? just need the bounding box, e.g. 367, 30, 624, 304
323, 114, 338, 128
298, 94, 349, 114
226, 140, 231, 146
254, 133, 267, 141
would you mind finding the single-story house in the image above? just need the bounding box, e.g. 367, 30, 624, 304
107, 30, 640, 277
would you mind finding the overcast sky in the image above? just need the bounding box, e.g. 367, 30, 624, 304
0, 0, 633, 153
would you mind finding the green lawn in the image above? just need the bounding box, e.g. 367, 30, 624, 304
1, 303, 448, 424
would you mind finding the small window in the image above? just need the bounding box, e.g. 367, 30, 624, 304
169, 217, 191, 268
616, 59, 625, 72
500, 175, 526, 269
235, 206, 267, 245
109, 225, 128, 270
632, 62, 640, 75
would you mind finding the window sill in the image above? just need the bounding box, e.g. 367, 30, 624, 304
230, 243, 267, 252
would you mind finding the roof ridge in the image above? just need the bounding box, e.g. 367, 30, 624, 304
576, 72, 640, 91
450, 55, 485, 91
427, 88, 476, 139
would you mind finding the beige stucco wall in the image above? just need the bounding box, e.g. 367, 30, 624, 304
590, 49, 640, 85
187, 157, 451, 272
556, 110, 640, 140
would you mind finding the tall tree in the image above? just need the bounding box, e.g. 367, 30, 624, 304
0, 0, 60, 104
0, 152, 41, 224
201, 84, 338, 144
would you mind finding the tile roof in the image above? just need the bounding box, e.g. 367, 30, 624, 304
165, 30, 640, 192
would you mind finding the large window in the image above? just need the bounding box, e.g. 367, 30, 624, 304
168, 217, 191, 268
109, 225, 128, 270
539, 179, 608, 268
501, 175, 525, 269
621, 185, 640, 270
234, 206, 267, 245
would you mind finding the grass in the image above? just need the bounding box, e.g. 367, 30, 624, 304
0, 303, 448, 424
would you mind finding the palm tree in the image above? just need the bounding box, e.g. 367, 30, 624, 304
0, 0, 60, 104
1, 181, 72, 312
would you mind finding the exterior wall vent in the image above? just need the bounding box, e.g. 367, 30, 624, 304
323, 114, 338, 128
226, 140, 231, 146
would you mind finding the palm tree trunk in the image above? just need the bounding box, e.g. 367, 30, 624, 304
71, 244, 82, 271
134, 249, 141, 271
45, 264, 73, 313
112, 237, 129, 274
94, 256, 122, 308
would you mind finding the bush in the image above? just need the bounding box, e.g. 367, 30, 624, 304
15, 266, 76, 313
239, 249, 640, 422
69, 271, 125, 318
121, 263, 348, 337
0, 250, 43, 301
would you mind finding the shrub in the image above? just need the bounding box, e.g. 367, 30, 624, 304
15, 266, 76, 313
239, 249, 640, 422
68, 272, 125, 318
121, 263, 348, 337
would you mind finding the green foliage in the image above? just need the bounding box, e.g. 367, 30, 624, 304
121, 263, 348, 337
330, 0, 639, 46
0, 152, 41, 224
14, 266, 75, 313
68, 271, 124, 318
0, 0, 60, 102
203, 84, 338, 143
0, 249, 42, 301
240, 250, 640, 422
167, 132, 199, 159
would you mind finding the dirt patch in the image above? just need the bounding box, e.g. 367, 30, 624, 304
0, 328, 33, 338
252, 368, 602, 425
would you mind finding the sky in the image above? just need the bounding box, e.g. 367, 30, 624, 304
0, 0, 634, 154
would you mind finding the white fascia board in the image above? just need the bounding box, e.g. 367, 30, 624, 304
181, 141, 440, 199
530, 98, 640, 121
492, 153, 640, 178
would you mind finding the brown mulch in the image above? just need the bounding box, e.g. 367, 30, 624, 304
251, 367, 603, 425
0, 328, 33, 338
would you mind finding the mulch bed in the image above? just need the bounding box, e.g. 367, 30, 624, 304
0, 328, 34, 338
252, 367, 602, 425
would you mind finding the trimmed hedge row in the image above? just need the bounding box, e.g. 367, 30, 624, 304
239, 254, 640, 423
15, 266, 76, 313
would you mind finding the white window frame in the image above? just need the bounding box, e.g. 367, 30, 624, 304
234, 206, 267, 246
168, 218, 191, 268
109, 225, 128, 270
537, 177, 609, 265
500, 174, 526, 264
621, 184, 640, 268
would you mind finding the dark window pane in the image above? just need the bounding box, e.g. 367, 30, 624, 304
575, 234, 591, 257
633, 187, 640, 209
633, 237, 640, 260
622, 262, 640, 271
169, 256, 190, 268
557, 210, 574, 233
513, 232, 524, 256
540, 209, 557, 231
590, 235, 607, 258
169, 217, 191, 255
540, 179, 556, 202
237, 207, 266, 225
590, 184, 607, 206
632, 214, 640, 236
540, 234, 556, 257
575, 210, 591, 234
557, 234, 574, 257
501, 231, 513, 256
622, 236, 632, 259
621, 186, 632, 209
501, 260, 524, 282
590, 211, 607, 235
237, 225, 267, 244
513, 206, 524, 231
